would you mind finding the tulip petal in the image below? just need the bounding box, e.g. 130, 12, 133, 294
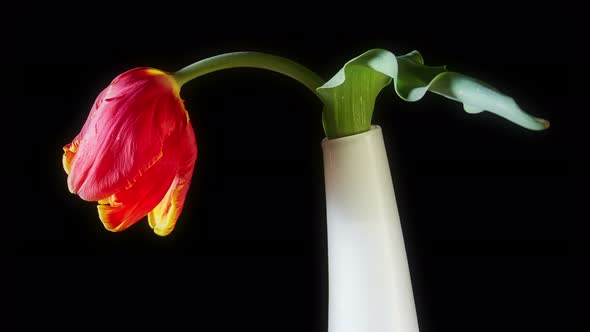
66, 68, 187, 202
96, 128, 184, 232
148, 121, 197, 236
62, 140, 79, 176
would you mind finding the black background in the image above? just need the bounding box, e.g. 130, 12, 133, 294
8, 3, 572, 331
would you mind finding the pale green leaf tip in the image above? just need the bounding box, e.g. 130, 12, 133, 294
533, 117, 551, 130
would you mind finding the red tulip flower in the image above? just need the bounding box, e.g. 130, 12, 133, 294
63, 68, 197, 236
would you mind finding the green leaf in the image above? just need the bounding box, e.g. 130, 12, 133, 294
317, 49, 549, 139
317, 49, 395, 138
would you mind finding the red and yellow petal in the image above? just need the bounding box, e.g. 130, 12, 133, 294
62, 140, 79, 175
96, 130, 184, 232
148, 122, 197, 236
97, 164, 177, 232
147, 177, 187, 236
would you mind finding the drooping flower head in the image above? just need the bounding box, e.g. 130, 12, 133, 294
63, 68, 197, 236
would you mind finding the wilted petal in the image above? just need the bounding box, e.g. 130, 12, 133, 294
148, 121, 197, 236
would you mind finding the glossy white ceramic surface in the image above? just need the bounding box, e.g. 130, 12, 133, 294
322, 126, 419, 332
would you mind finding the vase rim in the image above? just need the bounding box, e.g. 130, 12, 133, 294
321, 125, 382, 146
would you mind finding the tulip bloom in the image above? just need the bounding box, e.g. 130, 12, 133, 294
63, 68, 197, 236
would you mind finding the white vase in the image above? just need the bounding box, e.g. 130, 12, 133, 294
322, 125, 420, 332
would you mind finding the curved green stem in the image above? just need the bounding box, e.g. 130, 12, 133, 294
173, 52, 325, 100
